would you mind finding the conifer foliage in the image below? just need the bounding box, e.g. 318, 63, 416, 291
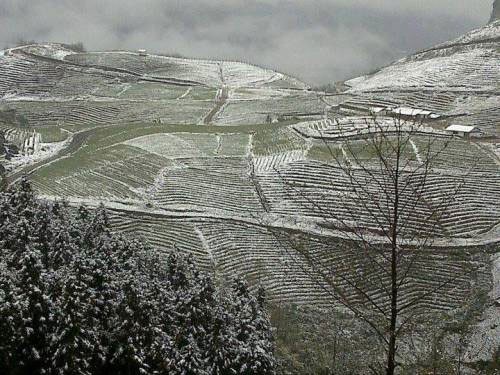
0, 179, 276, 375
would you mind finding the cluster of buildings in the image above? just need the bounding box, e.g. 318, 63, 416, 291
330, 103, 483, 139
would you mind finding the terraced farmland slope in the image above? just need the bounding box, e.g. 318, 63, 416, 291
324, 20, 500, 138
0, 21, 499, 360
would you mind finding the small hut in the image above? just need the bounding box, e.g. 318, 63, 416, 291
445, 125, 482, 138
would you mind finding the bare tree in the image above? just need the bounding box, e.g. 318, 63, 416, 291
267, 115, 488, 374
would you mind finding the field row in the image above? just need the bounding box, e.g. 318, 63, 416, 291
3, 99, 212, 127
106, 211, 491, 311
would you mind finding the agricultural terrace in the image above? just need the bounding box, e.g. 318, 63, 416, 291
1, 40, 498, 315
29, 120, 500, 241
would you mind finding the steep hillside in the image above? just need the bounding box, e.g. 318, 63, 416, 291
332, 21, 500, 137
0, 43, 317, 128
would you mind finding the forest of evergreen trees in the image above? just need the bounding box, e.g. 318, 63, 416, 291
0, 179, 276, 375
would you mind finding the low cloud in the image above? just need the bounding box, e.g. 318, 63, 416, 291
0, 0, 492, 84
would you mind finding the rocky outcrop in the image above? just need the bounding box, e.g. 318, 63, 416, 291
491, 0, 500, 22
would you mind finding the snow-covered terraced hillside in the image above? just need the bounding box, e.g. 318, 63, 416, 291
346, 46, 499, 91
32, 144, 172, 200
214, 92, 324, 125
0, 53, 66, 97
293, 117, 446, 139
151, 157, 264, 213
2, 32, 498, 317
0, 44, 316, 129
64, 51, 304, 89
3, 99, 213, 126
124, 132, 250, 158
106, 210, 491, 311
255, 153, 500, 238
340, 21, 500, 137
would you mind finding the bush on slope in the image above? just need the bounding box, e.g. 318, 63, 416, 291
0, 179, 276, 375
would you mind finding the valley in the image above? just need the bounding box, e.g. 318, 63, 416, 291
1, 19, 499, 368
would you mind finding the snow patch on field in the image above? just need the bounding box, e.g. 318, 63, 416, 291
116, 83, 131, 97
130, 166, 169, 202
409, 139, 423, 164
4, 139, 70, 173
52, 49, 75, 60
194, 226, 216, 268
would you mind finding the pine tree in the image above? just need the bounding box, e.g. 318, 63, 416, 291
0, 180, 277, 375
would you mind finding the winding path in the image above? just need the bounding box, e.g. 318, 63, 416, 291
202, 87, 228, 125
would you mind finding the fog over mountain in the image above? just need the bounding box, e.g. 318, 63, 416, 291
0, 0, 493, 84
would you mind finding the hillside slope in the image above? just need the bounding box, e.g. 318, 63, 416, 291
0, 43, 319, 128
330, 21, 500, 137
0, 23, 499, 364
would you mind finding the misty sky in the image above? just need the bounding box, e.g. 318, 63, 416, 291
0, 0, 493, 84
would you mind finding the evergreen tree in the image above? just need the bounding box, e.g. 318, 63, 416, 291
0, 179, 277, 375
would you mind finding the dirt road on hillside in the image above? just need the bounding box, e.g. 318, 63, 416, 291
202, 87, 228, 125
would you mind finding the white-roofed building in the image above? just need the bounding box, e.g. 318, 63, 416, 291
445, 125, 482, 138
391, 107, 433, 119
369, 106, 388, 115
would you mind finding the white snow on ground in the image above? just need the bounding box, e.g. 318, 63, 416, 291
51, 49, 75, 60
177, 87, 192, 99
340, 144, 354, 166
293, 117, 448, 139
4, 139, 70, 173
130, 166, 169, 202
22, 43, 76, 60
409, 139, 423, 164
194, 226, 216, 267
345, 48, 497, 91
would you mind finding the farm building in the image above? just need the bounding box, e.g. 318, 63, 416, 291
445, 125, 482, 138
369, 106, 389, 115
391, 107, 433, 120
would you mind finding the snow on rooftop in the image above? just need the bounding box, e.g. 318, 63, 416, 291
369, 107, 386, 113
391, 107, 432, 116
445, 125, 480, 133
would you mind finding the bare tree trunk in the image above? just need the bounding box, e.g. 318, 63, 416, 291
266, 115, 489, 373
387, 242, 398, 375
387, 133, 400, 375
